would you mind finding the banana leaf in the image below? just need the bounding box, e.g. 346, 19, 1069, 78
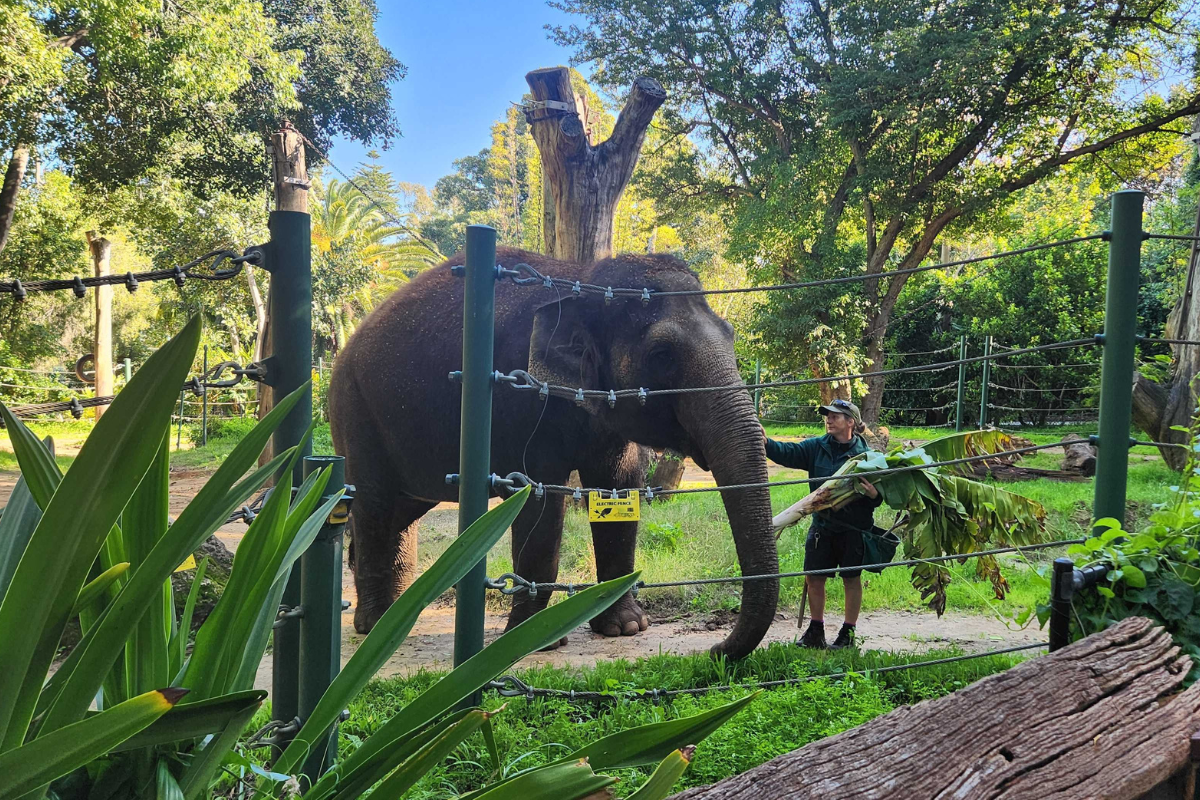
770, 431, 1047, 614
625, 747, 695, 800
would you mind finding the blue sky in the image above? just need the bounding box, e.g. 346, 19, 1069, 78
326, 0, 585, 190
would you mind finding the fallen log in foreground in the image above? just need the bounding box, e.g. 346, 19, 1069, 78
672, 617, 1200, 800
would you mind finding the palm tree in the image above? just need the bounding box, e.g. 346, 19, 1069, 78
311, 179, 444, 352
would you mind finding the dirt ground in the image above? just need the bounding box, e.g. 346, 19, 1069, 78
0, 443, 1050, 698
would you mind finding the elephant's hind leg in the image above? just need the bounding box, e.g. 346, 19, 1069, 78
505, 492, 569, 648
351, 494, 434, 634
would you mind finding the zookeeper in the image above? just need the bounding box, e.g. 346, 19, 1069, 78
762, 398, 881, 649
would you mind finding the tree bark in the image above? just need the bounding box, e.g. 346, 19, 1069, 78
1132, 124, 1200, 470
524, 67, 665, 263
672, 617, 1200, 800
0, 146, 30, 257
86, 231, 113, 420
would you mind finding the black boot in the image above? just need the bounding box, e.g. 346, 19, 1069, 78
830, 623, 856, 650
799, 620, 826, 649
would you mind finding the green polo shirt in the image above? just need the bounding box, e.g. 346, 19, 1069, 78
764, 433, 883, 533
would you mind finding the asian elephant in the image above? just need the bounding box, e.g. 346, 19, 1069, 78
329, 246, 777, 659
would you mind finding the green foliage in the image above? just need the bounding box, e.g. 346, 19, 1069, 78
552, 0, 1197, 411
1060, 424, 1200, 679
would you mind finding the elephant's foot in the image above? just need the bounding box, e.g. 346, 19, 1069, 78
590, 593, 649, 637
353, 593, 391, 634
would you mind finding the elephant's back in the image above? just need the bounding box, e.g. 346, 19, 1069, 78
329, 248, 581, 497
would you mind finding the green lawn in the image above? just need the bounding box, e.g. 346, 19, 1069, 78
5, 418, 1167, 625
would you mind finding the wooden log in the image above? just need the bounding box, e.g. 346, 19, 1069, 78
672, 617, 1200, 800
1062, 432, 1098, 476
85, 230, 113, 420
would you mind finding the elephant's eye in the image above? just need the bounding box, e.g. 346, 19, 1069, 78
647, 345, 674, 371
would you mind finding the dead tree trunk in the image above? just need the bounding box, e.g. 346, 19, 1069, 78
672, 617, 1200, 800
524, 67, 665, 263
86, 231, 113, 420
0, 146, 30, 256
1132, 116, 1200, 470
257, 125, 308, 466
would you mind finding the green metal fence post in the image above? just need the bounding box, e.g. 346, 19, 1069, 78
265, 132, 314, 751
979, 336, 992, 428
454, 225, 497, 695
955, 335, 967, 432
123, 357, 132, 384
298, 454, 347, 781
753, 359, 762, 418
1093, 190, 1144, 528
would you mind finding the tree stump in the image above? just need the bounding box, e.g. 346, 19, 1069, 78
649, 449, 686, 495
524, 66, 665, 263
1062, 433, 1098, 476
672, 617, 1200, 800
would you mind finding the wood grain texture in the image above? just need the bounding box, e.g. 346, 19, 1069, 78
672, 618, 1200, 800
524, 67, 665, 263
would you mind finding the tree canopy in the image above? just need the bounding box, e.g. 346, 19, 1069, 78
552, 0, 1200, 423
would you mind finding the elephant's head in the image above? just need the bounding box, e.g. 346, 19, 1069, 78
527, 252, 776, 659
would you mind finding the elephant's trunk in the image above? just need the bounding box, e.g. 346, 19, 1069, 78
677, 375, 777, 659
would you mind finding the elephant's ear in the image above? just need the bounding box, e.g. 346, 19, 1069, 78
528, 296, 601, 391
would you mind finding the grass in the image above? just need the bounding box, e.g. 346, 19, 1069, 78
2, 417, 1166, 625
321, 640, 1032, 798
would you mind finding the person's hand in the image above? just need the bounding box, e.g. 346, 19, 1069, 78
857, 477, 878, 499
760, 423, 767, 445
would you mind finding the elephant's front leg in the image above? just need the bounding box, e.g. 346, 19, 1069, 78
579, 444, 650, 637
505, 492, 568, 646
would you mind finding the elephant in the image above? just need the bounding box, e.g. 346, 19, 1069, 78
329, 246, 777, 658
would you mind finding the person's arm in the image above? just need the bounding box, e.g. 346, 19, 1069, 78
764, 436, 817, 472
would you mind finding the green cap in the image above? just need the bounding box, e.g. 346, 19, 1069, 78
818, 399, 861, 423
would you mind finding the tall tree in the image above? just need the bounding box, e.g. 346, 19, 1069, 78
0, 0, 403, 259
553, 0, 1200, 425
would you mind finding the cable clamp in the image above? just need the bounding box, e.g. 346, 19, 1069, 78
572, 281, 582, 296
172, 265, 186, 287
12, 279, 25, 301
273, 604, 304, 629
572, 487, 582, 501
124, 272, 138, 293
638, 387, 648, 406
72, 277, 86, 299
607, 389, 617, 408
1093, 333, 1105, 346
604, 287, 614, 304
69, 397, 83, 419
575, 388, 586, 406
641, 288, 651, 305
445, 473, 460, 486
448, 370, 462, 383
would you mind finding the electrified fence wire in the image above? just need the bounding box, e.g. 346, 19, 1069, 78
498, 338, 1098, 405
988, 383, 1096, 393
485, 642, 1047, 702
499, 236, 1105, 300
484, 538, 1086, 599
0, 249, 259, 298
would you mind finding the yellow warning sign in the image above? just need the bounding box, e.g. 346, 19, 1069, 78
588, 491, 640, 522
174, 554, 197, 573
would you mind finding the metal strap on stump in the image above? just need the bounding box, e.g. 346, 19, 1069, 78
454, 225, 498, 699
